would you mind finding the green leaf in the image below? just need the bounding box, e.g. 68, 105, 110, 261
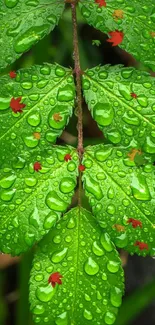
79, 0, 155, 70
82, 144, 155, 256
30, 207, 124, 325
0, 0, 64, 71
0, 145, 78, 255
0, 63, 75, 163
82, 65, 155, 151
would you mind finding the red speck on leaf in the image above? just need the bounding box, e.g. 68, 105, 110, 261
48, 272, 63, 288
95, 0, 106, 7
131, 92, 138, 98
64, 154, 72, 162
78, 164, 85, 172
10, 97, 26, 114
9, 71, 17, 78
34, 162, 42, 172
107, 30, 124, 46
134, 241, 148, 250
128, 218, 142, 228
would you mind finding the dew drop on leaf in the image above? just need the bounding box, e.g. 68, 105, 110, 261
45, 191, 69, 212
100, 233, 113, 252
36, 285, 56, 302
4, 0, 19, 8
84, 257, 99, 275
51, 248, 68, 263
83, 309, 93, 320
131, 174, 151, 200
93, 102, 114, 126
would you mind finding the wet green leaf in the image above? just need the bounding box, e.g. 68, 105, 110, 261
0, 63, 75, 163
30, 207, 124, 325
79, 0, 155, 70
82, 65, 155, 150
0, 145, 78, 255
0, 0, 64, 71
82, 144, 155, 256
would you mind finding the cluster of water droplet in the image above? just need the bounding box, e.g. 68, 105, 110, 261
83, 144, 155, 256
79, 1, 155, 70
0, 64, 75, 165
30, 207, 124, 325
0, 1, 64, 70
0, 145, 78, 254
82, 65, 155, 151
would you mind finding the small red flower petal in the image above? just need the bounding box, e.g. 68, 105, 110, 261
9, 71, 17, 78
107, 30, 124, 46
78, 164, 85, 172
10, 97, 26, 114
95, 0, 106, 7
48, 272, 63, 288
64, 154, 72, 162
127, 218, 142, 228
134, 241, 148, 250
34, 162, 42, 172
131, 92, 138, 98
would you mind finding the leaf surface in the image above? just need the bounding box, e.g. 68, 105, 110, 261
0, 145, 78, 255
79, 0, 155, 70
30, 207, 124, 325
82, 65, 155, 151
0, 64, 75, 164
82, 144, 155, 256
0, 0, 64, 71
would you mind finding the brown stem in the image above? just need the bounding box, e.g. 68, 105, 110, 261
71, 1, 83, 160
71, 1, 83, 206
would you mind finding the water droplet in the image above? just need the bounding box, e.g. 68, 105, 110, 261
67, 216, 76, 229
0, 97, 10, 111
5, 0, 19, 8
107, 260, 120, 273
33, 305, 45, 315
21, 81, 33, 90
100, 233, 113, 252
84, 293, 91, 301
95, 147, 112, 162
24, 232, 35, 246
29, 207, 40, 227
14, 25, 49, 53
55, 312, 68, 325
48, 108, 67, 130
110, 287, 122, 307
107, 130, 121, 144
93, 102, 114, 126
57, 85, 74, 102
115, 232, 128, 248
27, 112, 41, 126
0, 174, 16, 189
36, 285, 56, 302
59, 177, 76, 194
107, 187, 114, 199
85, 176, 103, 200
98, 71, 108, 79
23, 135, 39, 148
55, 66, 66, 77
81, 6, 91, 18
143, 136, 155, 154
104, 311, 116, 325
40, 65, 51, 75
25, 177, 37, 187
47, 14, 57, 25
51, 247, 68, 263
46, 191, 68, 212
83, 309, 93, 320
131, 174, 151, 200
43, 211, 57, 230
92, 241, 104, 256
84, 257, 99, 275
0, 189, 16, 202
106, 204, 115, 215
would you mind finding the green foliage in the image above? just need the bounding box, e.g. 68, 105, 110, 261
0, 145, 78, 255
82, 65, 155, 149
30, 207, 124, 325
82, 144, 155, 256
0, 0, 64, 72
0, 0, 155, 324
79, 0, 155, 71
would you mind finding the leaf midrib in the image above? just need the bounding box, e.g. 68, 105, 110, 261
0, 71, 72, 142
86, 150, 155, 228
85, 73, 155, 129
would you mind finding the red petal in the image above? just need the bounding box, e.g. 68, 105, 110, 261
64, 154, 72, 162
9, 71, 17, 78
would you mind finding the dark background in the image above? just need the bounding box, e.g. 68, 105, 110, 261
0, 5, 155, 325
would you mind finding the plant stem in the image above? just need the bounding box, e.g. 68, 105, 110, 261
71, 1, 83, 206
71, 1, 83, 160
